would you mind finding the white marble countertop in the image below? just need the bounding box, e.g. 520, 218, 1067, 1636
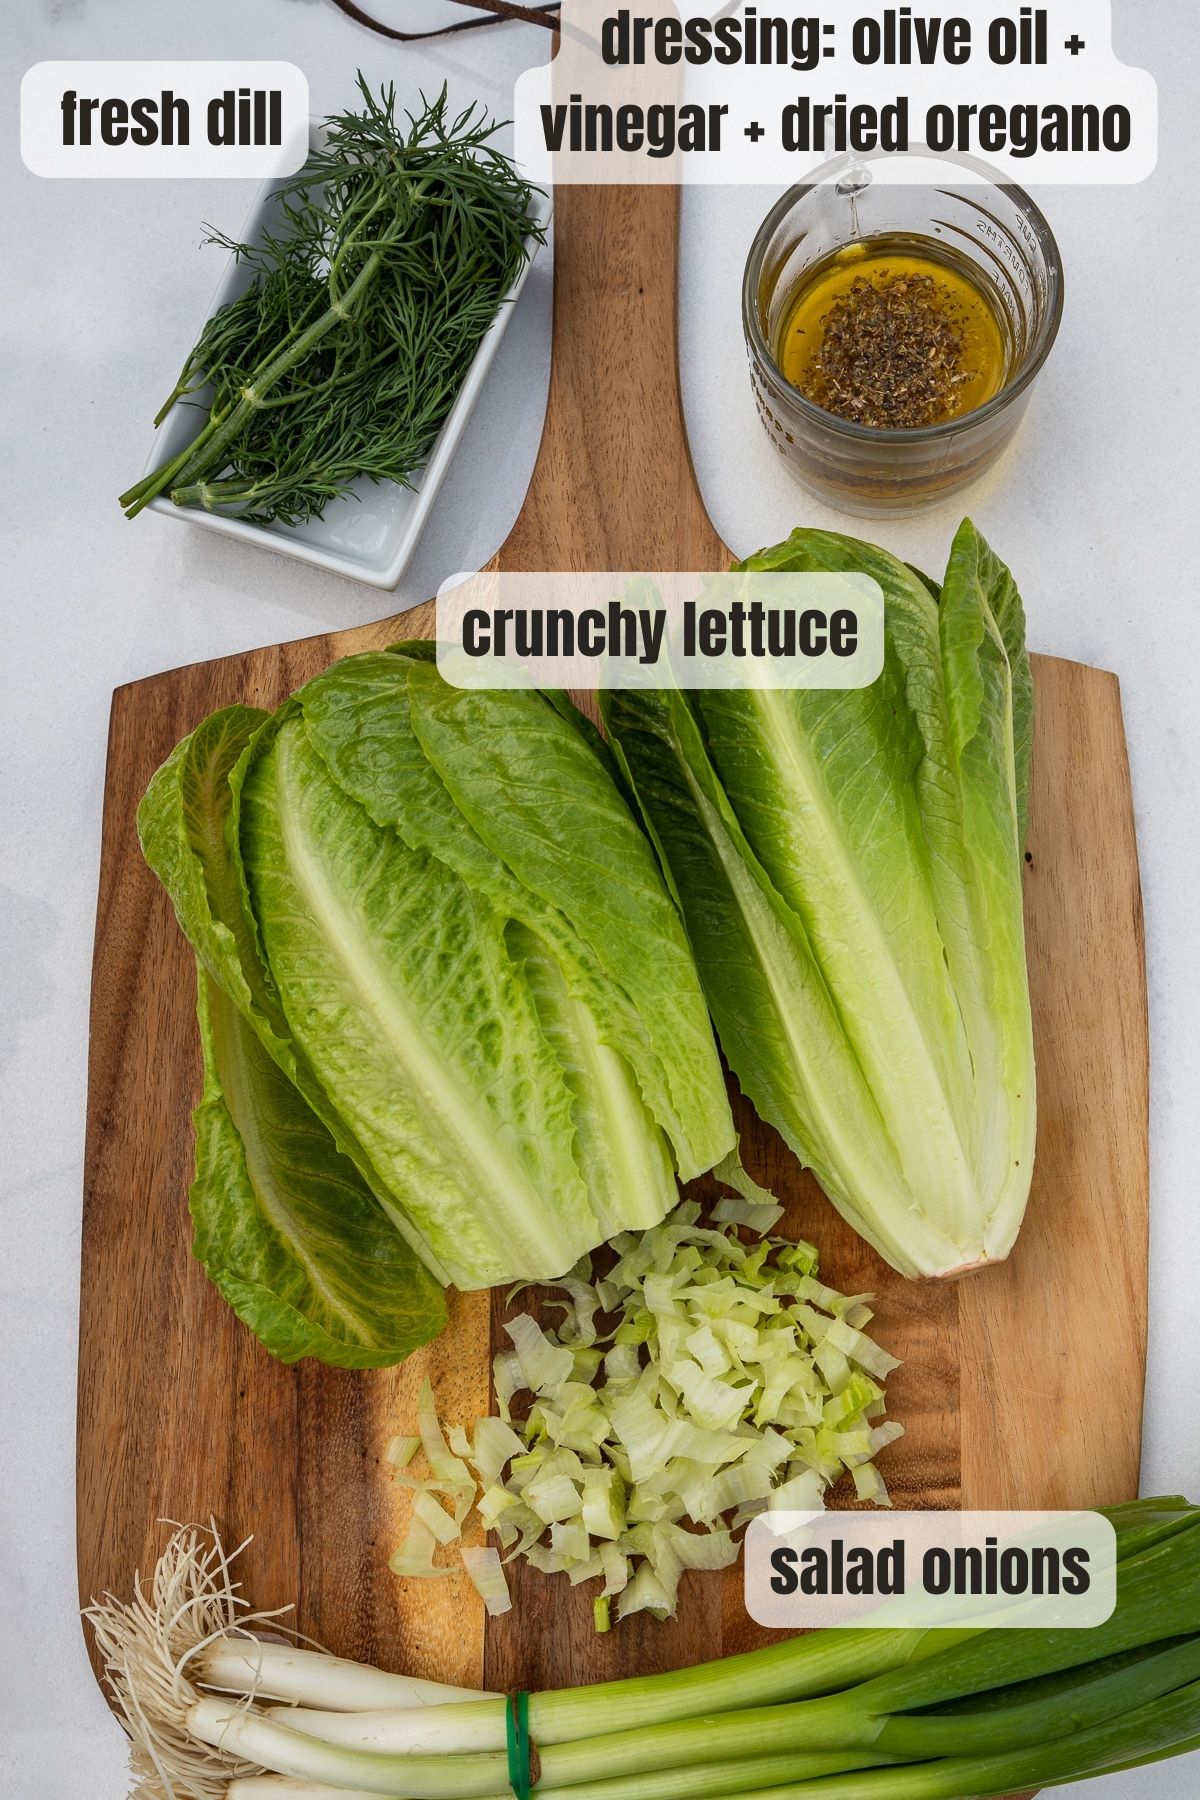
2, 3, 1197, 1795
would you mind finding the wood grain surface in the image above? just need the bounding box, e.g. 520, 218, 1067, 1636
79, 183, 1148, 1736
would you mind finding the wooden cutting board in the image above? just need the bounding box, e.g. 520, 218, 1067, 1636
79, 185, 1148, 1713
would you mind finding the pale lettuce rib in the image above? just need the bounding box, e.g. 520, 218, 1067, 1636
604, 521, 1037, 1280
703, 681, 980, 1251
510, 921, 678, 1238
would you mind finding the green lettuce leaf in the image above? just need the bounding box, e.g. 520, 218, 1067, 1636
294, 650, 733, 1203
138, 704, 273, 1020
138, 703, 444, 1362
141, 654, 740, 1323
601, 686, 970, 1276
139, 699, 414, 1218
193, 970, 446, 1366
404, 669, 734, 1182
506, 919, 677, 1237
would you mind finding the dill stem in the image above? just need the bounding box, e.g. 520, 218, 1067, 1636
120, 409, 230, 517
172, 477, 276, 510
170, 249, 382, 499
153, 374, 202, 429
135, 250, 382, 518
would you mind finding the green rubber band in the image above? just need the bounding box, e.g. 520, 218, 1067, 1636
506, 1690, 533, 1799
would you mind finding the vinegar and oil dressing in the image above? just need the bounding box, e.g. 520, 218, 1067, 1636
777, 235, 1010, 432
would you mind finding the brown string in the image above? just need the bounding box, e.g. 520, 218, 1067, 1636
326, 0, 560, 40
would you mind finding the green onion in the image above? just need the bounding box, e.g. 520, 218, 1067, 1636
228, 1786, 388, 1798
221, 1754, 899, 1800
717, 1673, 1200, 1797
86, 1505, 1200, 1800
199, 1639, 492, 1709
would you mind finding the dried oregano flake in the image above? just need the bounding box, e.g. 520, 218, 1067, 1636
802, 271, 977, 429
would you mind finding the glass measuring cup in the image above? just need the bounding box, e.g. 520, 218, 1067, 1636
742, 149, 1065, 513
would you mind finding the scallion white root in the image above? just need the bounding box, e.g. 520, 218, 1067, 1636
227, 1785, 403, 1799
189, 1698, 506, 1796
83, 1523, 499, 1800
189, 1700, 385, 1791
200, 1641, 489, 1712
266, 1702, 506, 1756
83, 1522, 296, 1800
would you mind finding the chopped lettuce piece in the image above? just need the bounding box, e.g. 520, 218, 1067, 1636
460, 1546, 512, 1616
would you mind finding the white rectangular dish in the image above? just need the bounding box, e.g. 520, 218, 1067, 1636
141, 124, 550, 589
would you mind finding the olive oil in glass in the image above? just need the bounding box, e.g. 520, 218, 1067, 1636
741, 161, 1064, 513
776, 234, 1010, 431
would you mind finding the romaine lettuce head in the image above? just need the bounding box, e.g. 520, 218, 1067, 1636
601, 520, 1036, 1280
139, 653, 736, 1356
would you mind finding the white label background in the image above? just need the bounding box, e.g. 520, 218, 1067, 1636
21, 61, 309, 178
745, 1510, 1118, 1630
436, 570, 885, 690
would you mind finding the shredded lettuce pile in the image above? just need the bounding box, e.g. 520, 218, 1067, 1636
388, 1204, 903, 1624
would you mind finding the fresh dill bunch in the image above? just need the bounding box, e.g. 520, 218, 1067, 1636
121, 77, 544, 527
